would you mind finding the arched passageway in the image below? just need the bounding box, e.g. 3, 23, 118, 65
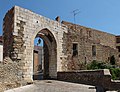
33, 28, 57, 80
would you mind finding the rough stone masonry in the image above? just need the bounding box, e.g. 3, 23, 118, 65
3, 6, 120, 82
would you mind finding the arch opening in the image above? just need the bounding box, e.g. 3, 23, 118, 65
33, 28, 57, 80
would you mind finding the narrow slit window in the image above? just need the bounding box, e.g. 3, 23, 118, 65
89, 31, 92, 37
73, 43, 78, 56
92, 45, 96, 56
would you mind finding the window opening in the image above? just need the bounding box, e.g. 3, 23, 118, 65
73, 43, 78, 56
92, 45, 96, 56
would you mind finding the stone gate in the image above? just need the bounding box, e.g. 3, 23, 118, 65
3, 5, 120, 83
3, 6, 67, 82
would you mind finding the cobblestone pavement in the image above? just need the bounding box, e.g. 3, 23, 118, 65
4, 80, 96, 92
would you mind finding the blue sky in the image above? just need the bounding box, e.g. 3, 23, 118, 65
1, 0, 120, 36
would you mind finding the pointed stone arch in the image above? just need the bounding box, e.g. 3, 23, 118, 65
3, 6, 68, 82
32, 28, 57, 79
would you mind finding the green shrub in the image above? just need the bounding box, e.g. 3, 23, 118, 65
87, 60, 120, 80
110, 68, 120, 80
87, 60, 105, 70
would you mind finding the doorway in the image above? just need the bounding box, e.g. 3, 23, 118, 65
33, 28, 57, 80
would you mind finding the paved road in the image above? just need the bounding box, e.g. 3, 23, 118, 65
5, 80, 96, 92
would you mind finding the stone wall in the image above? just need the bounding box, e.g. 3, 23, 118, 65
3, 7, 14, 59
57, 69, 120, 91
62, 21, 116, 48
61, 21, 119, 70
0, 44, 3, 62
116, 36, 120, 65
3, 6, 68, 82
